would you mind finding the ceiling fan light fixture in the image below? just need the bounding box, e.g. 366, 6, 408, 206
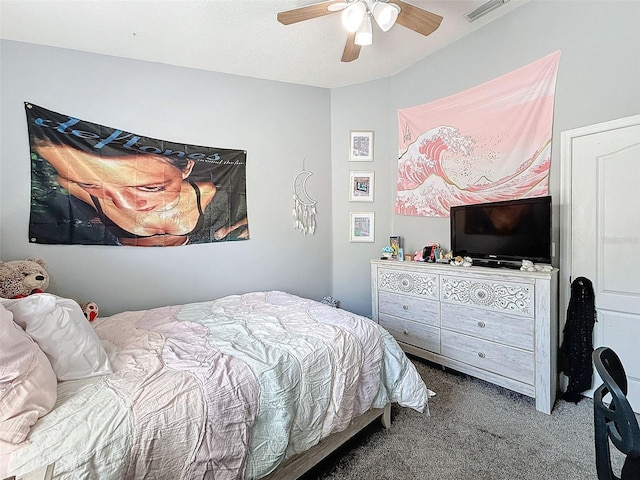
372, 2, 400, 32
342, 2, 366, 32
354, 14, 373, 46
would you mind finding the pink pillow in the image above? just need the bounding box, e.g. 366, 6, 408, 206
0, 303, 57, 445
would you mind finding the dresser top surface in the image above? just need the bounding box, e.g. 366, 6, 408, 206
371, 259, 558, 280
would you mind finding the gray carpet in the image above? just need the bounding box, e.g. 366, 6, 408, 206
302, 356, 632, 480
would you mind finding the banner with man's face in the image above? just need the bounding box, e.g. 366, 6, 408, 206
26, 103, 248, 246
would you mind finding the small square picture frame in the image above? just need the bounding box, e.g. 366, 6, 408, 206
349, 130, 374, 161
349, 171, 374, 202
349, 212, 375, 242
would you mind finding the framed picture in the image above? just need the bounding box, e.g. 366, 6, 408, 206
349, 130, 374, 161
349, 212, 375, 242
349, 171, 374, 202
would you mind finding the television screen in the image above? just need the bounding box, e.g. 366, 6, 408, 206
450, 196, 552, 267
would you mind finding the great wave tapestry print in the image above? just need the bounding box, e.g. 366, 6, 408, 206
395, 51, 561, 217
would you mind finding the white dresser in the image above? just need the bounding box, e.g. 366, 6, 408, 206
371, 259, 558, 414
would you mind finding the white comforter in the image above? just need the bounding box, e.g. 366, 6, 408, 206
6, 291, 429, 479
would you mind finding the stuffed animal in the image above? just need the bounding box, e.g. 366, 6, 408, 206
0, 258, 99, 321
0, 257, 49, 298
80, 301, 99, 322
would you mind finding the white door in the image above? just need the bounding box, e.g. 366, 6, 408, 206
560, 114, 640, 413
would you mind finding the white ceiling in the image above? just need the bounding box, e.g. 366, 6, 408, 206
0, 0, 528, 89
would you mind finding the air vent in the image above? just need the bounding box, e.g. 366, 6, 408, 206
464, 0, 510, 22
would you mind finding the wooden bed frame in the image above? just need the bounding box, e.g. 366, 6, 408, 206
262, 403, 391, 480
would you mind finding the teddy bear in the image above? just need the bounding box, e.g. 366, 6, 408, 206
0, 257, 99, 321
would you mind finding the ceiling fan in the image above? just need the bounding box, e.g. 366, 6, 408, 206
277, 0, 443, 63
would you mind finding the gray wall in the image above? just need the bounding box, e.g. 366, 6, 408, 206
0, 41, 333, 315
332, 0, 640, 316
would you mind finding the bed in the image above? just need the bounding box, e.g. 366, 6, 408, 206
1, 290, 430, 479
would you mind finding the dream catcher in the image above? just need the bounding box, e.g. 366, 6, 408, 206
293, 167, 317, 235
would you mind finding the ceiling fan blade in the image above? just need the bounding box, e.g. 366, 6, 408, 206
277, 1, 347, 25
394, 0, 443, 37
341, 32, 361, 62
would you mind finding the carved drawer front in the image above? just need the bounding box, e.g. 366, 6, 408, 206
441, 303, 534, 351
441, 330, 534, 385
378, 268, 438, 300
378, 291, 439, 327
379, 314, 441, 354
441, 276, 534, 318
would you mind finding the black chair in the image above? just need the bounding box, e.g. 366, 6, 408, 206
592, 347, 640, 480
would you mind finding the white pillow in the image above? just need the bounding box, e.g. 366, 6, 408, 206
0, 303, 57, 444
1, 294, 112, 381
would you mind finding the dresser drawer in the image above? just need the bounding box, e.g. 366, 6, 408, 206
441, 275, 534, 318
440, 329, 534, 385
379, 291, 439, 327
379, 314, 440, 354
441, 303, 534, 351
378, 267, 438, 300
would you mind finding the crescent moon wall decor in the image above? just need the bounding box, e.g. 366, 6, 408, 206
293, 170, 317, 235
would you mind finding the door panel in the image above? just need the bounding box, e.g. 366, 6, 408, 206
601, 311, 640, 409
562, 115, 640, 412
600, 144, 640, 297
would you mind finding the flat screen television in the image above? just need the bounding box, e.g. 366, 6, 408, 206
450, 196, 552, 268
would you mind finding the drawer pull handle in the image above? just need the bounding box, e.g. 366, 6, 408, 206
477, 321, 486, 328
402, 305, 409, 310
403, 329, 409, 336
478, 352, 486, 358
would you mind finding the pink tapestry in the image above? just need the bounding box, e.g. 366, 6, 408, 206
396, 51, 561, 217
